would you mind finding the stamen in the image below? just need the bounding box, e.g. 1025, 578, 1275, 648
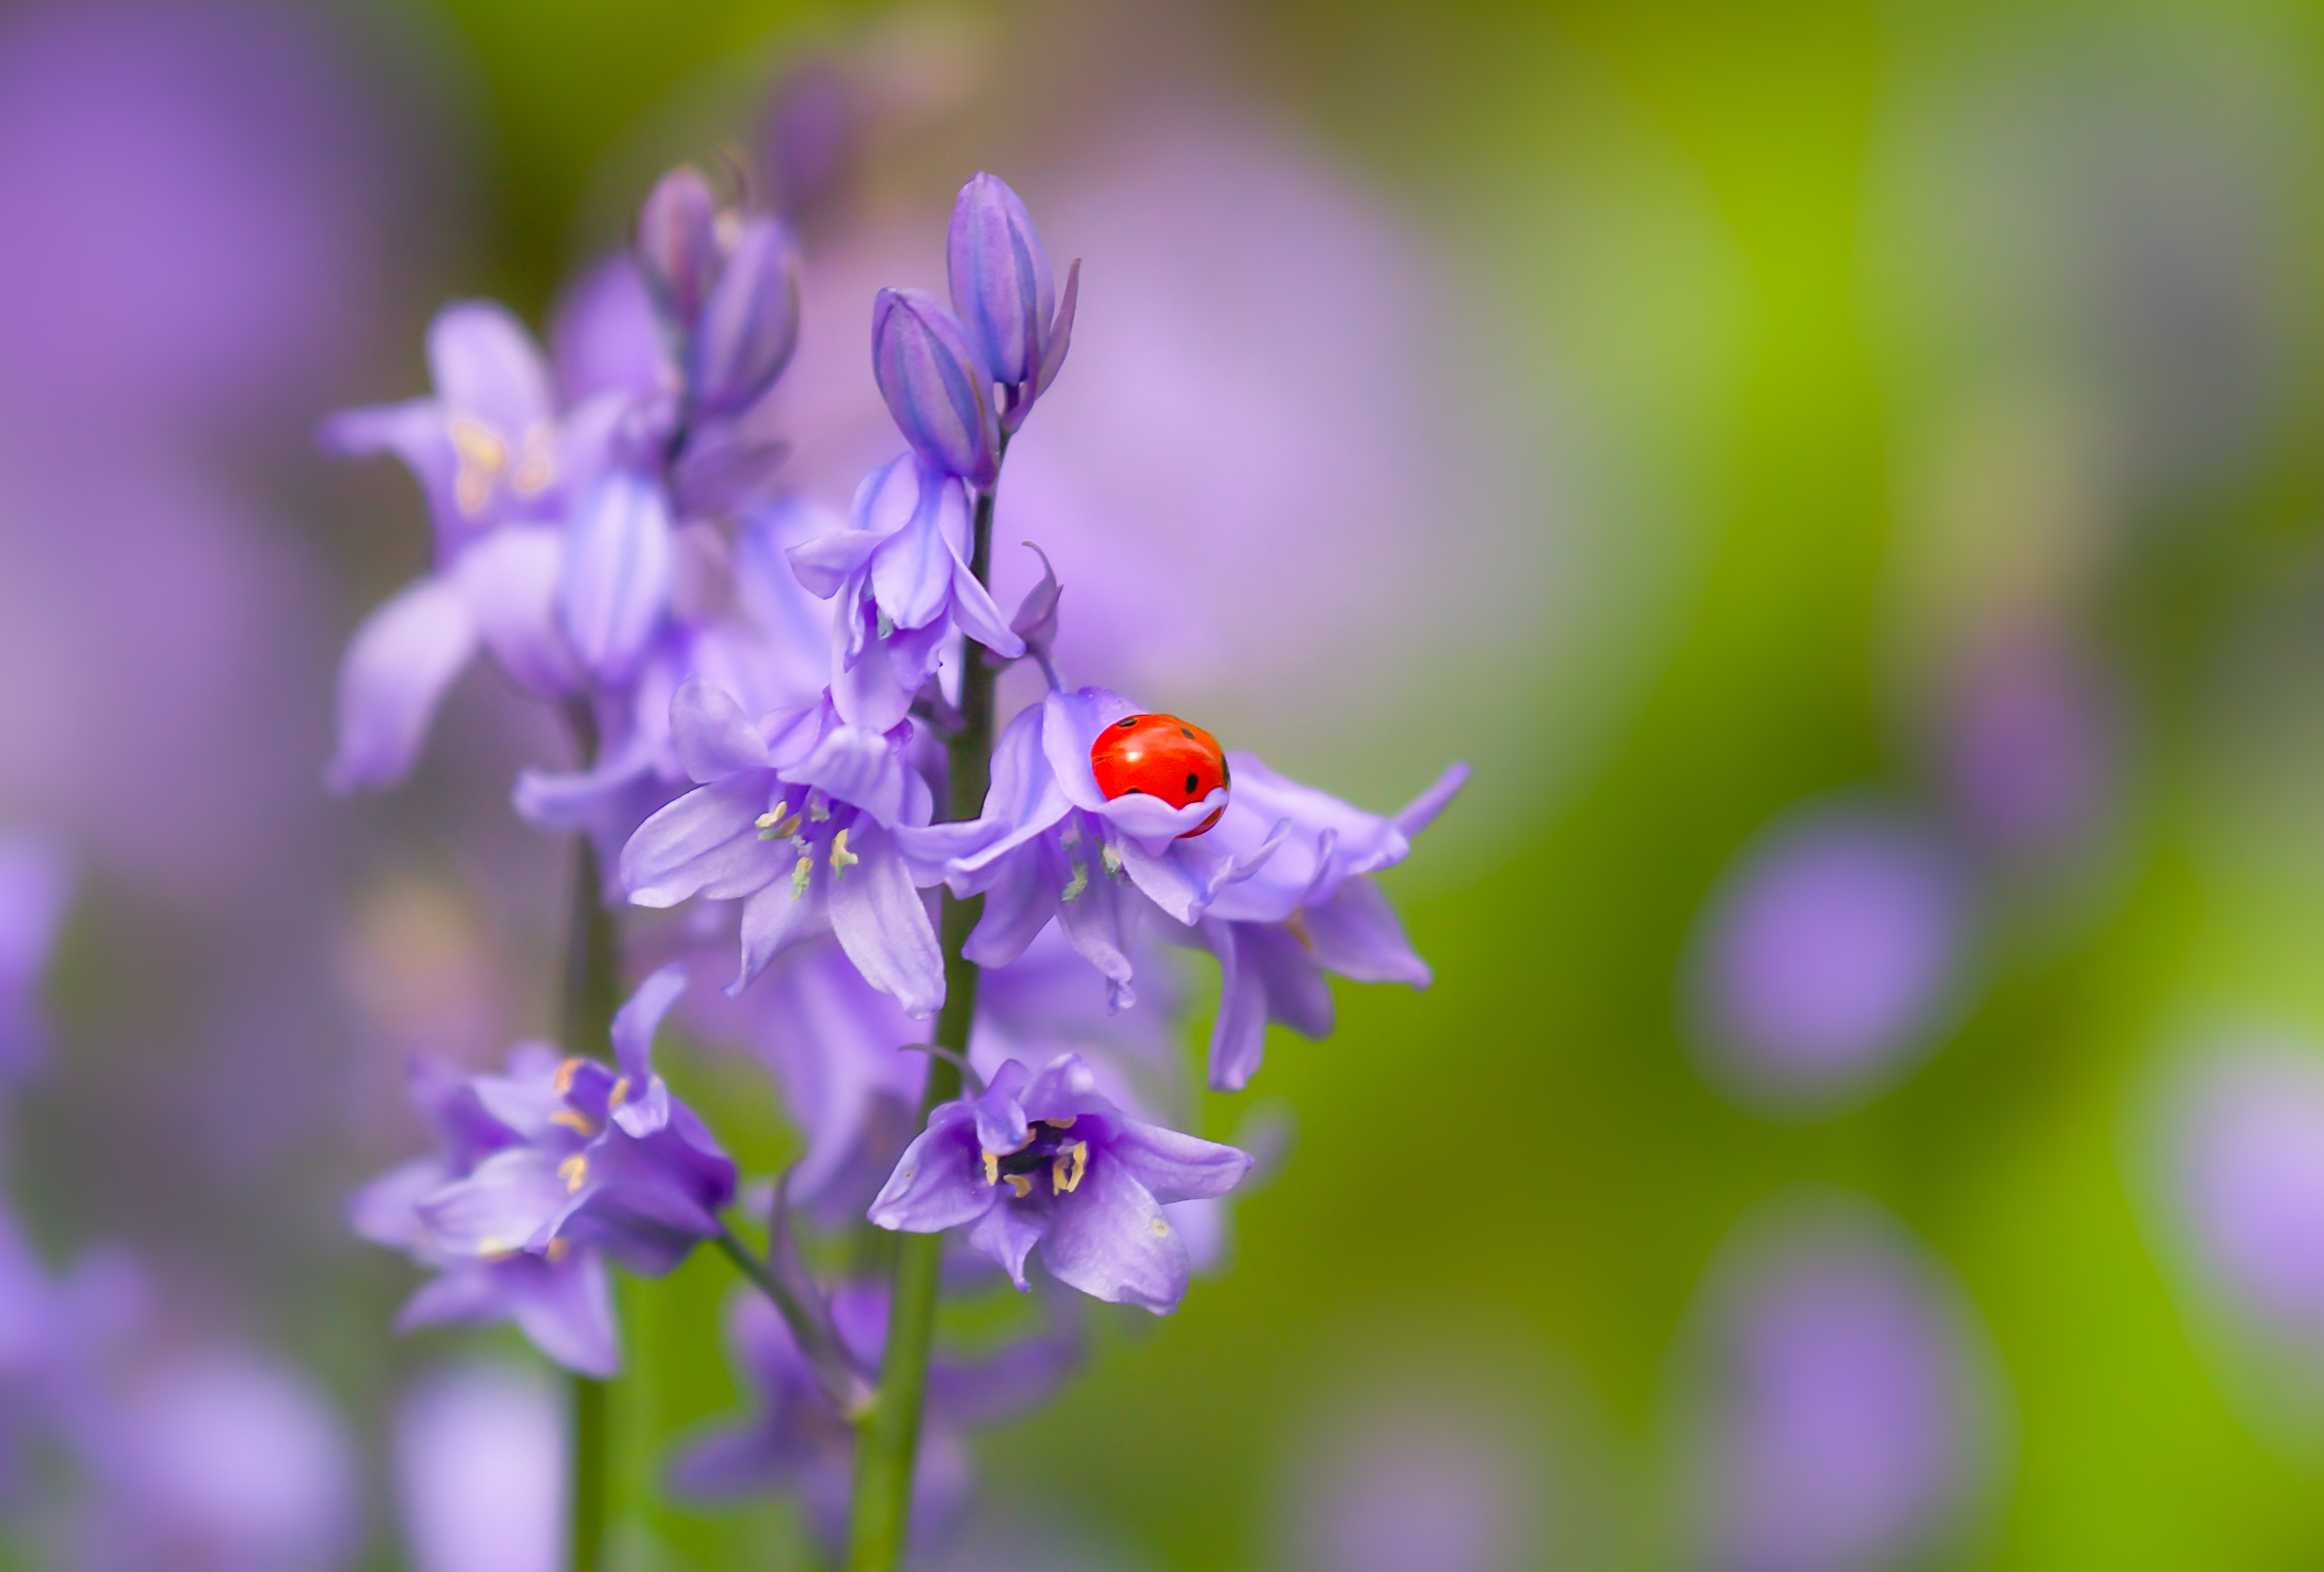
477, 1236, 517, 1261
981, 1151, 1000, 1187
830, 828, 860, 876
807, 791, 831, 823
559, 1155, 589, 1193
545, 1238, 570, 1263
1053, 1141, 1088, 1194
792, 856, 813, 899
607, 1077, 630, 1110
549, 1110, 598, 1137
446, 415, 507, 517
755, 800, 800, 841
552, 1058, 586, 1094
1004, 1174, 1033, 1198
1049, 1115, 1076, 1128
1100, 844, 1124, 878
1060, 856, 1087, 903
1284, 908, 1316, 955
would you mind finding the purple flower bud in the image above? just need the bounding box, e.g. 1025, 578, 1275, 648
947, 171, 1056, 388
871, 288, 998, 487
2170, 1036, 2324, 1334
688, 214, 801, 417
635, 166, 719, 334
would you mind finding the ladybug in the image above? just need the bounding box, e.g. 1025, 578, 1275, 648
1089, 713, 1230, 837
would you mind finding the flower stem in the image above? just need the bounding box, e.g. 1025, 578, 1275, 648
558, 703, 621, 1572
843, 468, 1002, 1572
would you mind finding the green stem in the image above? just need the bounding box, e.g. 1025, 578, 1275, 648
557, 704, 621, 1572
842, 469, 1003, 1572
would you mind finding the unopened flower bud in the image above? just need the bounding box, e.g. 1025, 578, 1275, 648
688, 214, 801, 416
871, 288, 997, 487
946, 171, 1079, 433
635, 167, 719, 334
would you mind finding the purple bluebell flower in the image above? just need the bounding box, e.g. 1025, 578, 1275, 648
670, 1281, 1076, 1554
947, 171, 1079, 433
1687, 803, 1972, 1110
871, 288, 999, 487
394, 1362, 564, 1572
0, 832, 69, 1082
352, 967, 737, 1372
869, 1053, 1251, 1312
620, 678, 945, 1011
1682, 1197, 1996, 1572
918, 684, 1464, 1087
788, 455, 1024, 731
634, 165, 803, 421
2170, 1038, 2324, 1339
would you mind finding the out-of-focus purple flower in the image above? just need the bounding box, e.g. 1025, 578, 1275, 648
1687, 805, 1972, 1110
1276, 1389, 1546, 1572
552, 256, 667, 409
76, 1350, 359, 1572
1681, 1196, 1996, 1572
0, 832, 70, 1081
918, 684, 1462, 1088
395, 1362, 564, 1572
789, 455, 1024, 732
351, 967, 737, 1373
620, 679, 944, 1013
2170, 1037, 2324, 1338
635, 166, 804, 422
872, 289, 999, 487
947, 171, 1079, 433
670, 1281, 1076, 1555
1937, 628, 2122, 867
870, 1053, 1250, 1313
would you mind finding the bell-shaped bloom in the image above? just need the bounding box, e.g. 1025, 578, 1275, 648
0, 832, 70, 1082
634, 167, 802, 420
946, 171, 1079, 432
871, 288, 998, 487
869, 1054, 1252, 1313
636, 167, 720, 337
670, 1281, 1077, 1555
350, 968, 738, 1375
620, 678, 945, 1014
916, 684, 1463, 1088
1686, 803, 1971, 1112
788, 455, 1024, 731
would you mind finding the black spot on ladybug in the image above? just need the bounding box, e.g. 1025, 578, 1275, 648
1115, 716, 1138, 729
1179, 725, 1194, 739
1184, 772, 1199, 794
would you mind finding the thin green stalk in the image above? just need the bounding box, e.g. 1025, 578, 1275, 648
558, 704, 621, 1572
843, 470, 1002, 1572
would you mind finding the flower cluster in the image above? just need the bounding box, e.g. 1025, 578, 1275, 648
339, 165, 1463, 1561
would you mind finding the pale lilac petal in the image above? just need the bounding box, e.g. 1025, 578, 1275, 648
670, 676, 772, 783
1204, 919, 1269, 1093
947, 548, 1025, 658
1055, 848, 1142, 1007
828, 826, 944, 1018
793, 726, 919, 828
610, 964, 688, 1084
736, 869, 832, 993
349, 1158, 449, 1253
452, 525, 577, 694
320, 398, 455, 521
869, 1110, 994, 1232
1042, 686, 1136, 813
417, 1148, 567, 1255
961, 846, 1057, 970
1393, 760, 1470, 839
505, 1252, 620, 1377
326, 574, 477, 792
965, 1200, 1048, 1290
1038, 1158, 1187, 1313
949, 705, 1072, 875
428, 300, 555, 433
1302, 878, 1431, 986
621, 773, 787, 907
562, 472, 675, 683
1019, 1053, 1103, 1118
786, 528, 880, 600
1246, 922, 1334, 1039
397, 1266, 506, 1333
972, 1062, 1033, 1153
868, 486, 956, 632
1094, 786, 1227, 851
1108, 1119, 1253, 1205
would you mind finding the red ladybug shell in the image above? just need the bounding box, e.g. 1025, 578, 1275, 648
1089, 713, 1230, 837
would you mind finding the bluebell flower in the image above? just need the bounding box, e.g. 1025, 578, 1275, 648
871, 288, 999, 487
947, 171, 1079, 434
870, 1053, 1252, 1313
670, 1281, 1078, 1556
619, 678, 946, 1013
787, 454, 1025, 731
634, 165, 803, 419
351, 967, 738, 1375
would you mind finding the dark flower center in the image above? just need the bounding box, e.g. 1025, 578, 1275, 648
980, 1118, 1088, 1198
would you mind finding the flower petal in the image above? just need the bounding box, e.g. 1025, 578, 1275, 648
670, 676, 772, 783
1037, 1157, 1188, 1314
563, 471, 675, 684
611, 964, 688, 1085
868, 475, 958, 633
1393, 760, 1470, 839
428, 300, 556, 435
1041, 686, 1137, 813
964, 1200, 1048, 1291
827, 825, 944, 1018
1107, 1120, 1254, 1206
505, 1250, 621, 1377
325, 575, 477, 793
621, 772, 787, 907
736, 865, 832, 994
1301, 878, 1431, 987
787, 528, 880, 601
869, 1109, 994, 1232
452, 525, 577, 695
416, 1148, 569, 1256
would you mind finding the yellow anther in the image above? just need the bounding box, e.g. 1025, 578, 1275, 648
1005, 1174, 1033, 1198
559, 1155, 589, 1193
477, 1236, 518, 1261
545, 1238, 570, 1264
830, 828, 860, 875
791, 855, 813, 899
552, 1058, 586, 1094
981, 1151, 1000, 1187
608, 1076, 630, 1110
509, 421, 555, 497
1100, 843, 1124, 878
1053, 1141, 1088, 1195
754, 806, 782, 829
1048, 1115, 1076, 1128
549, 1110, 598, 1137
446, 415, 507, 517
